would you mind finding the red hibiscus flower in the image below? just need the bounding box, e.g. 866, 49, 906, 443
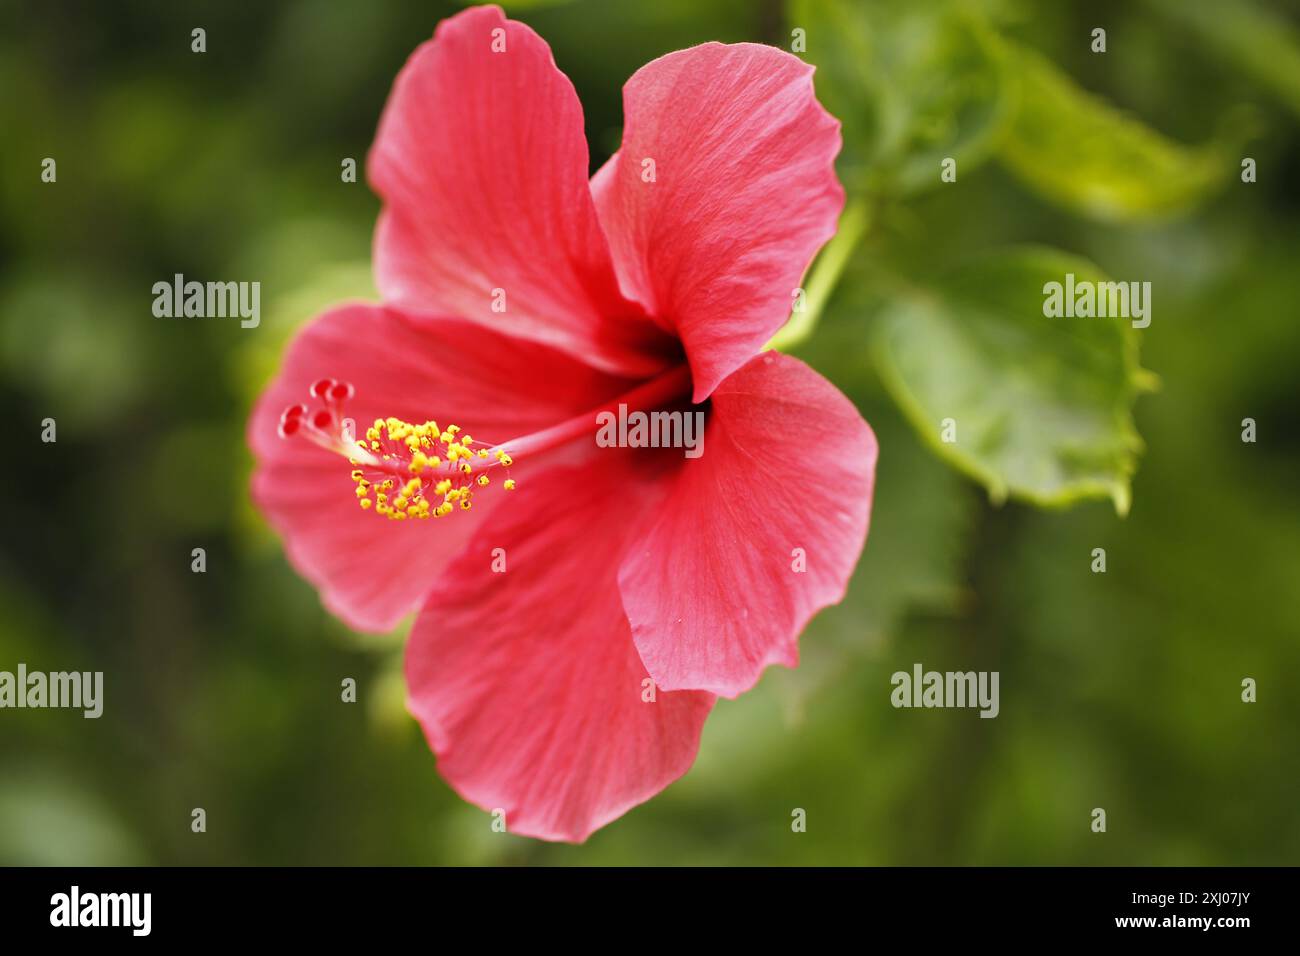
248, 4, 877, 842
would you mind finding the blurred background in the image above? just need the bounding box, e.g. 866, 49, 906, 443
1, 0, 1297, 865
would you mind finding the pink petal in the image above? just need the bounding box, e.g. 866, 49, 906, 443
368, 4, 674, 378
619, 353, 877, 698
405, 453, 714, 843
591, 42, 846, 402
248, 302, 635, 633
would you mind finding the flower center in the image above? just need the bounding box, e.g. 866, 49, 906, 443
278, 378, 517, 521
276, 364, 693, 522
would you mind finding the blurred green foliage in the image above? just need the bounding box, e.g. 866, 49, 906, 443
0, 0, 1297, 865
996, 45, 1234, 222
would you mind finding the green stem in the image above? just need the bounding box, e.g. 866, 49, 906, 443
766, 198, 870, 351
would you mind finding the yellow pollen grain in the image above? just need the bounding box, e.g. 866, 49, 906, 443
347, 412, 521, 522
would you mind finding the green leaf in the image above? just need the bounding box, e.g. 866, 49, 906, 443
998, 46, 1228, 222
872, 247, 1154, 513
789, 0, 1014, 196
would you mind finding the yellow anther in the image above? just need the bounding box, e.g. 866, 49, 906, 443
346, 412, 518, 523
503, 479, 516, 491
